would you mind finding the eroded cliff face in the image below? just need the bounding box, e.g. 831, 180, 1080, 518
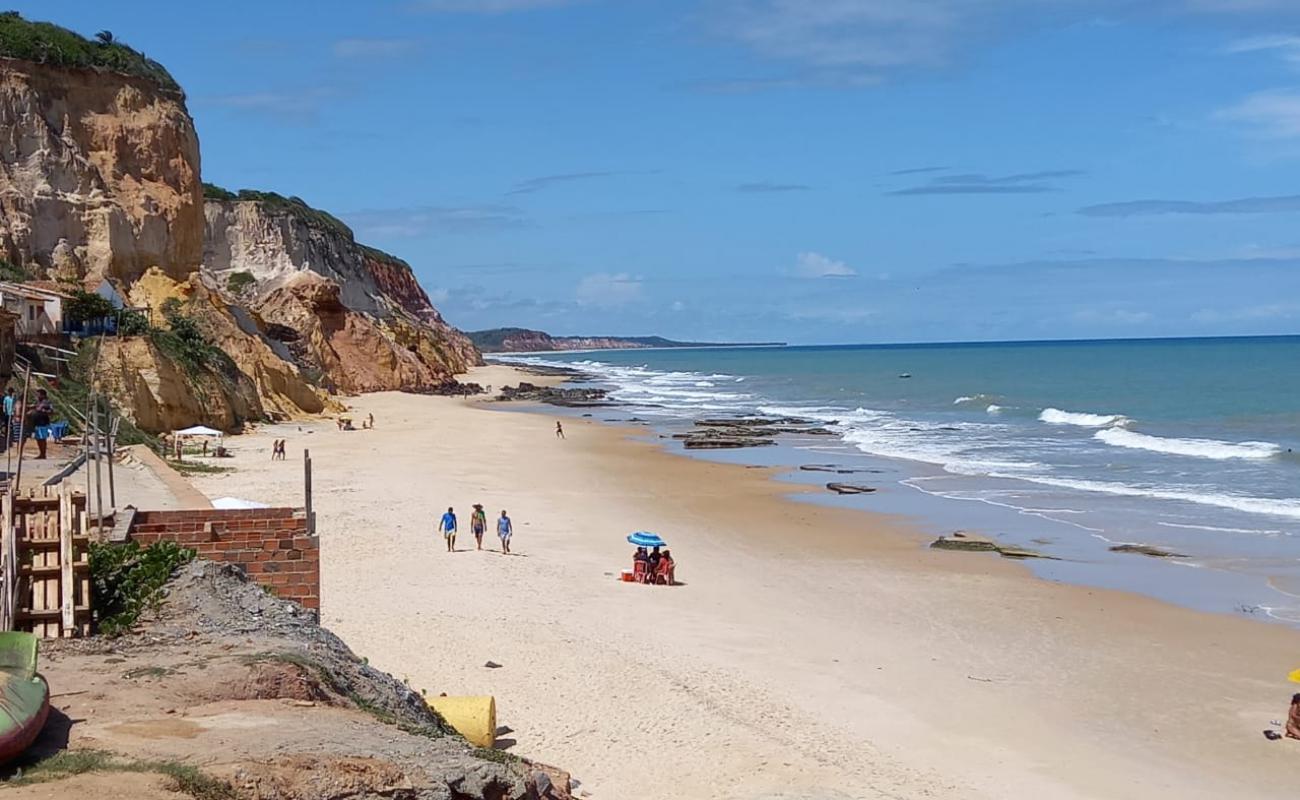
204, 199, 480, 394
119, 268, 337, 429
0, 58, 202, 284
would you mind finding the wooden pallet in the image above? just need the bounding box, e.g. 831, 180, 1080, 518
1, 486, 92, 637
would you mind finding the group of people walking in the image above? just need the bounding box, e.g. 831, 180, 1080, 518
2, 387, 56, 460
439, 504, 514, 554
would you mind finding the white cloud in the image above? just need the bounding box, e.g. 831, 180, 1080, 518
413, 0, 580, 12
333, 38, 418, 58
1216, 89, 1300, 138
791, 251, 857, 278
344, 205, 527, 237
1071, 308, 1153, 325
428, 287, 451, 305
576, 272, 644, 307
1223, 34, 1300, 63
670, 300, 687, 312
1191, 303, 1300, 322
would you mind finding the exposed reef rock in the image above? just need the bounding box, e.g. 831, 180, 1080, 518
496, 382, 611, 407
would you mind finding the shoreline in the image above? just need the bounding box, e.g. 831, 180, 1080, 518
188, 365, 1300, 799
495, 352, 1300, 627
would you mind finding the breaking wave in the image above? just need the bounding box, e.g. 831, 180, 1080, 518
1039, 408, 1128, 428
1095, 427, 1281, 461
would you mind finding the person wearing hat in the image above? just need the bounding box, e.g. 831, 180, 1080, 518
470, 504, 488, 550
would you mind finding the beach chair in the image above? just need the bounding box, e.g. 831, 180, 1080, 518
656, 560, 675, 586
633, 560, 649, 583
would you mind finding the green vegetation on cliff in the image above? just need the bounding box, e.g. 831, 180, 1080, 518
203, 184, 419, 277
0, 12, 181, 93
203, 183, 354, 239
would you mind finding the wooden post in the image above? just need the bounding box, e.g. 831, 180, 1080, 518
0, 490, 12, 631
91, 399, 103, 532
304, 449, 314, 536
58, 488, 74, 636
12, 364, 31, 496
106, 412, 116, 509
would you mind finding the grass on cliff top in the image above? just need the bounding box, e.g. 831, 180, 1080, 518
0, 13, 181, 94
5, 749, 234, 799
202, 184, 355, 239
202, 183, 414, 273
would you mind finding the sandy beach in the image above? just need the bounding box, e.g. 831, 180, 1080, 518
188, 365, 1300, 800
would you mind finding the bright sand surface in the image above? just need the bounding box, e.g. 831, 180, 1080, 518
190, 365, 1300, 800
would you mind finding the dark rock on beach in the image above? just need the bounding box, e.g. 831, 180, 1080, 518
497, 382, 613, 407
1110, 544, 1188, 559
412, 380, 486, 397
826, 483, 876, 495
800, 464, 885, 475
931, 531, 1057, 560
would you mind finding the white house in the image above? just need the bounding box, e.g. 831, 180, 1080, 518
0, 282, 65, 338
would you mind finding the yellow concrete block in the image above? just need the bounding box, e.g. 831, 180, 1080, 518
428, 695, 496, 747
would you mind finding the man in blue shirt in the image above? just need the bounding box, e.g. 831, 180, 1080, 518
439, 507, 457, 552
2, 388, 13, 448
497, 510, 513, 555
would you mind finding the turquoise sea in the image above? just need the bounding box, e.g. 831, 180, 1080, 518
498, 336, 1300, 623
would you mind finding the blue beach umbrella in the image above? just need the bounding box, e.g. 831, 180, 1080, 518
627, 531, 667, 548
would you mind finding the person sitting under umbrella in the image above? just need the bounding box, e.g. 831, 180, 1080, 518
656, 549, 675, 585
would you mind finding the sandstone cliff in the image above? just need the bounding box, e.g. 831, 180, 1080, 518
0, 54, 201, 284
204, 195, 480, 394
0, 15, 479, 431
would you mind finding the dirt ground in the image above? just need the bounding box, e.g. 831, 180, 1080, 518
4, 562, 571, 800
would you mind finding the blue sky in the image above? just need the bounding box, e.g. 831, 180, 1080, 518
22, 0, 1300, 343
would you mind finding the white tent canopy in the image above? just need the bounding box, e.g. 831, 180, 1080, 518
210, 496, 270, 510
174, 425, 224, 437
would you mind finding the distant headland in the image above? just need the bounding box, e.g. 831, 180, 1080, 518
467, 327, 785, 353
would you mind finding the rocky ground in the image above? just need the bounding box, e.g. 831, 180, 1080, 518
2, 562, 571, 800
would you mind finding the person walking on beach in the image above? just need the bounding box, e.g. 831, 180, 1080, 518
1, 387, 12, 448
497, 510, 513, 555
471, 504, 487, 550
30, 390, 52, 460
555, 420, 565, 439
439, 506, 458, 552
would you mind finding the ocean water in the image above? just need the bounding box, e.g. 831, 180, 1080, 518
495, 337, 1300, 623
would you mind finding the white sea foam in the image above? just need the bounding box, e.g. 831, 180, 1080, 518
1095, 427, 1281, 461
954, 396, 976, 405
989, 473, 1300, 521
1157, 522, 1285, 536
1039, 408, 1128, 427
986, 404, 1003, 414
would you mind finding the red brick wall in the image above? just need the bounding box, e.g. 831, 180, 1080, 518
128, 508, 319, 610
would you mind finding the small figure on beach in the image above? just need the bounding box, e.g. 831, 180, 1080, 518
1, 388, 13, 446
439, 506, 458, 552
471, 504, 487, 550
555, 420, 565, 439
368, 412, 374, 429
271, 439, 286, 460
29, 390, 52, 460
497, 510, 513, 555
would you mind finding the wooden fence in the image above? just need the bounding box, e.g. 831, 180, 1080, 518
0, 486, 92, 637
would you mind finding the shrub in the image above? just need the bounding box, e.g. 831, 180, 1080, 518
225, 270, 256, 296
0, 13, 181, 94
201, 182, 237, 201
117, 309, 151, 336
0, 258, 28, 282
65, 290, 117, 324
88, 540, 195, 635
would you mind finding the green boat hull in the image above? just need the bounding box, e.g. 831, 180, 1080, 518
0, 632, 49, 763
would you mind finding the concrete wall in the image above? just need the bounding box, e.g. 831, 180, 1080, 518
128, 507, 319, 610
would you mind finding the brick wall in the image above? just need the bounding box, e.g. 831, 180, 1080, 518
128, 508, 319, 610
